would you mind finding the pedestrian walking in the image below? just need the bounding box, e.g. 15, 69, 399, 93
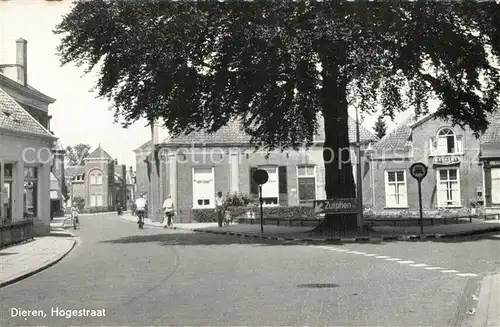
162, 194, 175, 228
215, 191, 225, 227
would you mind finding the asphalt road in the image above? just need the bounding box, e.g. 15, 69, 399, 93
1, 214, 498, 326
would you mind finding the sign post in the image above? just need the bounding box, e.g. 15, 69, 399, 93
252, 169, 269, 234
409, 162, 428, 235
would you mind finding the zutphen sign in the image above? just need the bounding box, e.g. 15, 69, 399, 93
313, 199, 357, 214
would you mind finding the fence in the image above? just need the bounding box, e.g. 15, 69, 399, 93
0, 220, 34, 248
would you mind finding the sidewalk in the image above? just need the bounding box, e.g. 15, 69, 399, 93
473, 273, 500, 327
0, 237, 76, 288
120, 213, 500, 242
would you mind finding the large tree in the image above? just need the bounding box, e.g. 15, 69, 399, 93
65, 144, 91, 166
54, 0, 500, 232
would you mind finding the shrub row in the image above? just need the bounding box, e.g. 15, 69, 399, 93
192, 205, 317, 223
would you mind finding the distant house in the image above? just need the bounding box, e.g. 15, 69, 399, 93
134, 117, 378, 222
0, 38, 60, 236
65, 145, 135, 211
366, 112, 500, 216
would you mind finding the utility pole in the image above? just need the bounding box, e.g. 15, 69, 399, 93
355, 106, 363, 231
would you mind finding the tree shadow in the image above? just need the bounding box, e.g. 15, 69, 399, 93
99, 230, 390, 246
427, 233, 500, 243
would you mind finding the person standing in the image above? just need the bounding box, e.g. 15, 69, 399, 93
162, 194, 175, 228
215, 191, 225, 227
135, 193, 147, 228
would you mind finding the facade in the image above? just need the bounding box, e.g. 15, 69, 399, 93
366, 112, 500, 216
0, 39, 59, 235
65, 145, 135, 211
135, 117, 378, 222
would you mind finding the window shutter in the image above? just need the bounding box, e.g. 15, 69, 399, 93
457, 136, 463, 153
429, 138, 435, 156
250, 167, 258, 194
279, 166, 287, 194
384, 172, 391, 207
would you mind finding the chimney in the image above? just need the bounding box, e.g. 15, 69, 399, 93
16, 38, 27, 86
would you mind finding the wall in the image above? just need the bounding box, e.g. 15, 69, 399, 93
0, 131, 53, 236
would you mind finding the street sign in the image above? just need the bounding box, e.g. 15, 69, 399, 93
410, 162, 428, 181
252, 169, 269, 185
313, 198, 357, 214
409, 162, 428, 235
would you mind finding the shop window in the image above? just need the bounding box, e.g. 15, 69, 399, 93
24, 166, 38, 218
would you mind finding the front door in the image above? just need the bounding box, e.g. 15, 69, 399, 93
3, 182, 12, 223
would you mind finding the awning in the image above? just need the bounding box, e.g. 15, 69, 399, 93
481, 143, 500, 158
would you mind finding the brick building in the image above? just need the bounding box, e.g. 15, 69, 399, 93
365, 112, 500, 216
135, 117, 378, 222
65, 145, 135, 211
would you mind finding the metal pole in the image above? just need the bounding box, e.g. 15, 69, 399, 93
355, 106, 363, 231
418, 181, 424, 235
259, 185, 264, 233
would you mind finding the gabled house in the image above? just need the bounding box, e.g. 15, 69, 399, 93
365, 112, 500, 215
65, 145, 135, 211
135, 117, 378, 222
0, 38, 60, 237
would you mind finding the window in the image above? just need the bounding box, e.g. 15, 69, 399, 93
435, 127, 462, 155
24, 167, 38, 218
384, 170, 408, 208
193, 168, 215, 208
90, 194, 96, 207
97, 194, 103, 207
260, 166, 279, 206
90, 173, 96, 185
491, 168, 500, 204
297, 165, 316, 203
437, 168, 461, 207
96, 173, 103, 185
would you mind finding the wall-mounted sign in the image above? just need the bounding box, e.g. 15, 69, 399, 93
433, 155, 461, 166
313, 198, 357, 214
487, 160, 500, 166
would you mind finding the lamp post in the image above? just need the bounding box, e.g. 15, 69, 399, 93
355, 106, 363, 231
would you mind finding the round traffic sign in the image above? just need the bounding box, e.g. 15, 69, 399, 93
252, 169, 269, 185
410, 162, 428, 181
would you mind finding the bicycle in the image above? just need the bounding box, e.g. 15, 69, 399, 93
72, 212, 80, 230
136, 211, 145, 229
163, 212, 174, 228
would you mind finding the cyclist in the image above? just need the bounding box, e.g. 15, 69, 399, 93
162, 194, 174, 228
135, 193, 147, 229
71, 204, 79, 229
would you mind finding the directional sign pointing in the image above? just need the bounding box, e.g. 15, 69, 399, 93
314, 199, 357, 214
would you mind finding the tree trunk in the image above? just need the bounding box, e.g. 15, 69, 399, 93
312, 46, 358, 234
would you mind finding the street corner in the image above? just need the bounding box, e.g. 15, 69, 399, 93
0, 237, 77, 289
471, 273, 500, 327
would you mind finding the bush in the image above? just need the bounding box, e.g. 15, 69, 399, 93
81, 206, 113, 214
192, 205, 318, 222
224, 192, 254, 208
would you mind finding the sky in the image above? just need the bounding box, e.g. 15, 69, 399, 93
0, 0, 412, 169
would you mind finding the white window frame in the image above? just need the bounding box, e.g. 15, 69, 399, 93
90, 173, 96, 185
96, 173, 103, 185
491, 168, 500, 204
259, 165, 279, 207
296, 165, 316, 203
96, 194, 103, 207
90, 194, 96, 207
384, 170, 408, 208
436, 168, 461, 207
434, 127, 463, 156
192, 167, 215, 209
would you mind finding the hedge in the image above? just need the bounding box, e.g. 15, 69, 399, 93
192, 205, 316, 223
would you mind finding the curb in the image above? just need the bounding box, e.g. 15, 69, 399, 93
181, 226, 500, 244
0, 238, 77, 289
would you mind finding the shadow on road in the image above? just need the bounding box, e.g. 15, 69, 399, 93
99, 230, 370, 246
0, 252, 18, 256
430, 233, 500, 243
297, 283, 340, 288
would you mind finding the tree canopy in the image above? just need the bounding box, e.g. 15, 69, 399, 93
374, 114, 387, 140
65, 144, 91, 166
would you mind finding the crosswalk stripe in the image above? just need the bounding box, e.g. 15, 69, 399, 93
398, 260, 415, 264
441, 270, 459, 273
456, 273, 478, 277
425, 267, 443, 270
410, 264, 429, 267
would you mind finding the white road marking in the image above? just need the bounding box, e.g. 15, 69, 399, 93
410, 264, 429, 267
375, 256, 390, 259
364, 254, 377, 257
398, 260, 415, 264
441, 270, 459, 273
386, 258, 401, 261
425, 267, 443, 270
456, 273, 478, 277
